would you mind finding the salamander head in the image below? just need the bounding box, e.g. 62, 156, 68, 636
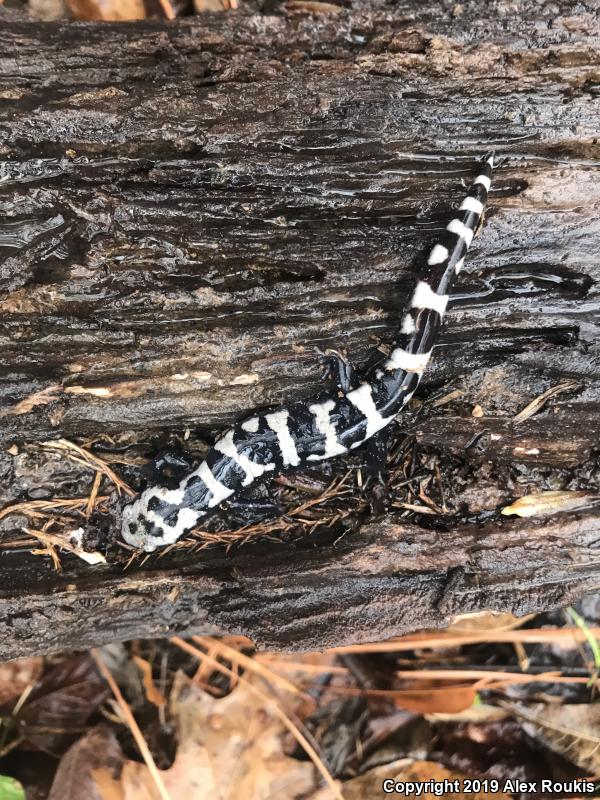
121, 487, 202, 553
121, 497, 165, 552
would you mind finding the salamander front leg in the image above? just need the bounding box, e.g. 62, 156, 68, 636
142, 446, 195, 490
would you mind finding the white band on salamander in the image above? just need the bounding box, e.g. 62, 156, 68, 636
459, 196, 483, 215
474, 174, 491, 191
241, 416, 260, 433
411, 280, 449, 316
214, 429, 276, 486
307, 399, 347, 461
427, 244, 449, 265
346, 383, 387, 439
400, 314, 416, 335
446, 218, 474, 246
384, 347, 432, 372
196, 461, 235, 508
265, 409, 300, 467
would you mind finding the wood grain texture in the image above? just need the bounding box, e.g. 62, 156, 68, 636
0, 0, 599, 658
2, 508, 600, 660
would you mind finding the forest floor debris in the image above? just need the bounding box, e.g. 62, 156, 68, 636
1, 607, 600, 799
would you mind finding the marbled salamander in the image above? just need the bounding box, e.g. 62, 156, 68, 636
122, 155, 494, 551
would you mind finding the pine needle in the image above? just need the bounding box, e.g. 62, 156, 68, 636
42, 439, 134, 496
192, 635, 314, 704
91, 648, 172, 800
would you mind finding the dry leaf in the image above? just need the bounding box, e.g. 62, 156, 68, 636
48, 726, 123, 800
0, 657, 43, 706
449, 611, 531, 633
28, 0, 68, 21
132, 657, 166, 709
501, 491, 599, 518
193, 0, 228, 11
309, 759, 513, 800
92, 768, 124, 800
119, 748, 215, 800
390, 683, 479, 714
285, 0, 342, 13
504, 701, 600, 774
426, 703, 509, 724
66, 0, 145, 20
94, 671, 317, 800
17, 655, 108, 756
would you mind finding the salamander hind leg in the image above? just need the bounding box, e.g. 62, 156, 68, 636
360, 427, 391, 516
317, 347, 362, 394
221, 484, 283, 528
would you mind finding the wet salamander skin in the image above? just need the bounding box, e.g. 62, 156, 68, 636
122, 156, 494, 551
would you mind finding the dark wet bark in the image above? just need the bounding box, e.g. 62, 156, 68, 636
0, 0, 599, 658
3, 509, 600, 659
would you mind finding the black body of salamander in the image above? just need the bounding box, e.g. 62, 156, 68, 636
121, 155, 494, 551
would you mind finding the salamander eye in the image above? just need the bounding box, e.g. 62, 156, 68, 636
147, 496, 162, 512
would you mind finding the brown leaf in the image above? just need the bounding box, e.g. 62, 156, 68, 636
513, 381, 581, 423
0, 657, 43, 707
193, 0, 227, 11
168, 672, 316, 799
118, 748, 215, 800
390, 683, 479, 714
501, 491, 599, 518
18, 655, 108, 756
97, 672, 317, 800
48, 726, 123, 800
66, 0, 145, 20
449, 611, 531, 633
504, 701, 600, 774
93, 769, 125, 800
309, 759, 513, 800
285, 0, 342, 13
426, 703, 509, 724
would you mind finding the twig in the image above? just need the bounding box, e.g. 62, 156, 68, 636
565, 606, 600, 683
431, 388, 465, 408
157, 0, 175, 19
86, 471, 103, 518
256, 657, 347, 676
25, 526, 62, 572
24, 526, 106, 566
91, 648, 172, 800
192, 635, 314, 704
326, 626, 600, 654
257, 659, 596, 687
169, 470, 361, 552
513, 380, 581, 423
0, 497, 107, 521
391, 669, 591, 684
390, 501, 437, 515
